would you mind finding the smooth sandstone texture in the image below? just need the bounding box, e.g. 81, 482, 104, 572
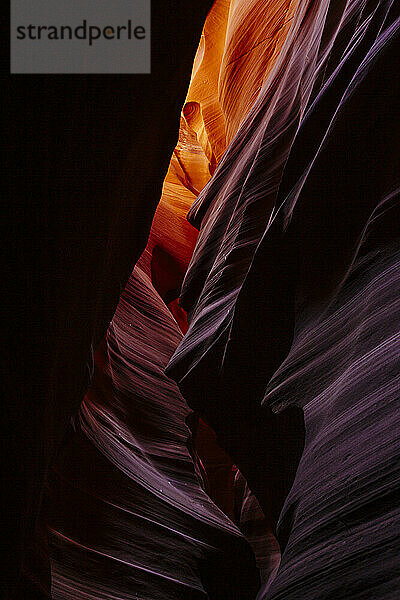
48, 259, 259, 600
47, 1, 298, 597
8, 0, 399, 599
167, 0, 399, 598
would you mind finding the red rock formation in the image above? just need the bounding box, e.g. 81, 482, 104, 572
47, 2, 306, 596
8, 1, 398, 599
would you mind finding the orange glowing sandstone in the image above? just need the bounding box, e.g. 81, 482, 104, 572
136, 0, 298, 520
144, 0, 297, 319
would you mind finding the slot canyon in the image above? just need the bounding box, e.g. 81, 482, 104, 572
4, 1, 399, 599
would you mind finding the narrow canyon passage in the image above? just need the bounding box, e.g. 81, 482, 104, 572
47, 2, 295, 596
6, 1, 399, 599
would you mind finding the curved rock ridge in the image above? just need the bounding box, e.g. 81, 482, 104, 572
48, 260, 259, 599
261, 239, 400, 600
167, 0, 331, 380
166, 0, 399, 598
165, 0, 398, 425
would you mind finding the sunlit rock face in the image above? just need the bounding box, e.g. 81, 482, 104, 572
220, 0, 298, 143
47, 1, 399, 600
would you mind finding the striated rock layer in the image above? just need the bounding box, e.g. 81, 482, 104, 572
167, 1, 400, 598
47, 259, 259, 599
7, 0, 399, 599
48, 1, 301, 597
